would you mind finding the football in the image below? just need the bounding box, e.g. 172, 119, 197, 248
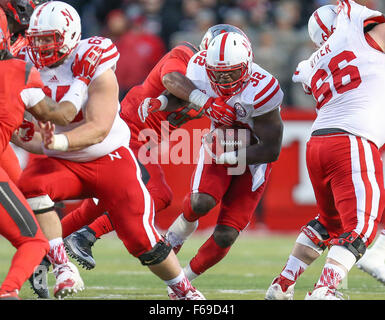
202, 125, 257, 160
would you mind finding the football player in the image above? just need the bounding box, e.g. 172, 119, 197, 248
17, 1, 205, 300
266, 0, 385, 300
146, 31, 283, 298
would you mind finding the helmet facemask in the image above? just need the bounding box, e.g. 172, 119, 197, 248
26, 29, 68, 68
206, 62, 250, 97
205, 32, 252, 97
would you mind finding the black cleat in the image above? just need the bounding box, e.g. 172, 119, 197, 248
64, 226, 97, 270
28, 257, 51, 299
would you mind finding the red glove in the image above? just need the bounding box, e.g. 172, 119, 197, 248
138, 95, 168, 122
72, 45, 104, 85
18, 119, 35, 142
203, 97, 236, 126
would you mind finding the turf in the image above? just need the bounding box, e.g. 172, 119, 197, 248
1, 231, 385, 300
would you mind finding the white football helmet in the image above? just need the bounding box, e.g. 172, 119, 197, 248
308, 5, 337, 47
205, 32, 252, 97
26, 1, 81, 68
199, 24, 250, 50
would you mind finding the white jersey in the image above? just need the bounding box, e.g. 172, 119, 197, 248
24, 36, 130, 162
186, 50, 283, 130
186, 50, 284, 190
292, 0, 385, 148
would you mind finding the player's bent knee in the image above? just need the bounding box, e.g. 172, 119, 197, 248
213, 225, 239, 248
296, 219, 330, 255
138, 240, 172, 266
27, 195, 55, 214
329, 231, 366, 261
190, 193, 216, 215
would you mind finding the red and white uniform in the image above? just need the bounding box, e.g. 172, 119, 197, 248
17, 37, 160, 257
186, 50, 283, 231
292, 0, 385, 244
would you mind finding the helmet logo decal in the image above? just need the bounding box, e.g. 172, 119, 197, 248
61, 8, 74, 27
219, 32, 229, 61
314, 11, 331, 37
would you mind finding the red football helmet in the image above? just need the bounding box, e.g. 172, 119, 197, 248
0, 0, 48, 27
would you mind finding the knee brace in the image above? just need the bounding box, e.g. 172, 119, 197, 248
27, 195, 55, 215
138, 240, 172, 266
297, 219, 330, 253
213, 225, 239, 248
329, 231, 366, 261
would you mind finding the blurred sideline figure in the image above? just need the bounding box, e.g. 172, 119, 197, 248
266, 0, 385, 300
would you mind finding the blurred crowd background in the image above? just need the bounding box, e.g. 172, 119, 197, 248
62, 0, 385, 107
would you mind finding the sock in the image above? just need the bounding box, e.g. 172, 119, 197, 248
183, 263, 198, 281
316, 263, 346, 289
88, 213, 114, 238
61, 199, 104, 238
370, 231, 385, 253
189, 235, 231, 277
165, 270, 194, 297
47, 238, 69, 266
281, 255, 308, 281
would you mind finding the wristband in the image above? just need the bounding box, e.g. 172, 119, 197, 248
51, 134, 69, 151
189, 89, 210, 108
60, 78, 88, 112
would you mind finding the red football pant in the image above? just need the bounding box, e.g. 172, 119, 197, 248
306, 134, 385, 246
0, 167, 49, 292
186, 146, 271, 276
0, 144, 22, 184
61, 142, 172, 238
18, 146, 161, 257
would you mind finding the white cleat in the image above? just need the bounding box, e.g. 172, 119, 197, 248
167, 286, 205, 300
53, 262, 85, 299
265, 276, 295, 300
305, 285, 345, 300
165, 214, 198, 254
356, 250, 385, 284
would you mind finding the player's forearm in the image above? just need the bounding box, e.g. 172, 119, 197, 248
162, 72, 197, 102
29, 97, 77, 126
244, 139, 282, 165
62, 122, 110, 151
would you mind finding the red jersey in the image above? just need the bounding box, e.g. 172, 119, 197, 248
0, 57, 43, 153
120, 43, 205, 146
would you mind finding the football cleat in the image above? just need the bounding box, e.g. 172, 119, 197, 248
167, 286, 205, 300
64, 227, 97, 270
265, 275, 295, 300
165, 214, 198, 254
0, 289, 20, 300
305, 285, 345, 300
28, 257, 51, 299
356, 250, 385, 284
53, 262, 85, 299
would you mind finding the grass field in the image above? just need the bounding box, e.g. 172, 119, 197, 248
1, 231, 385, 300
